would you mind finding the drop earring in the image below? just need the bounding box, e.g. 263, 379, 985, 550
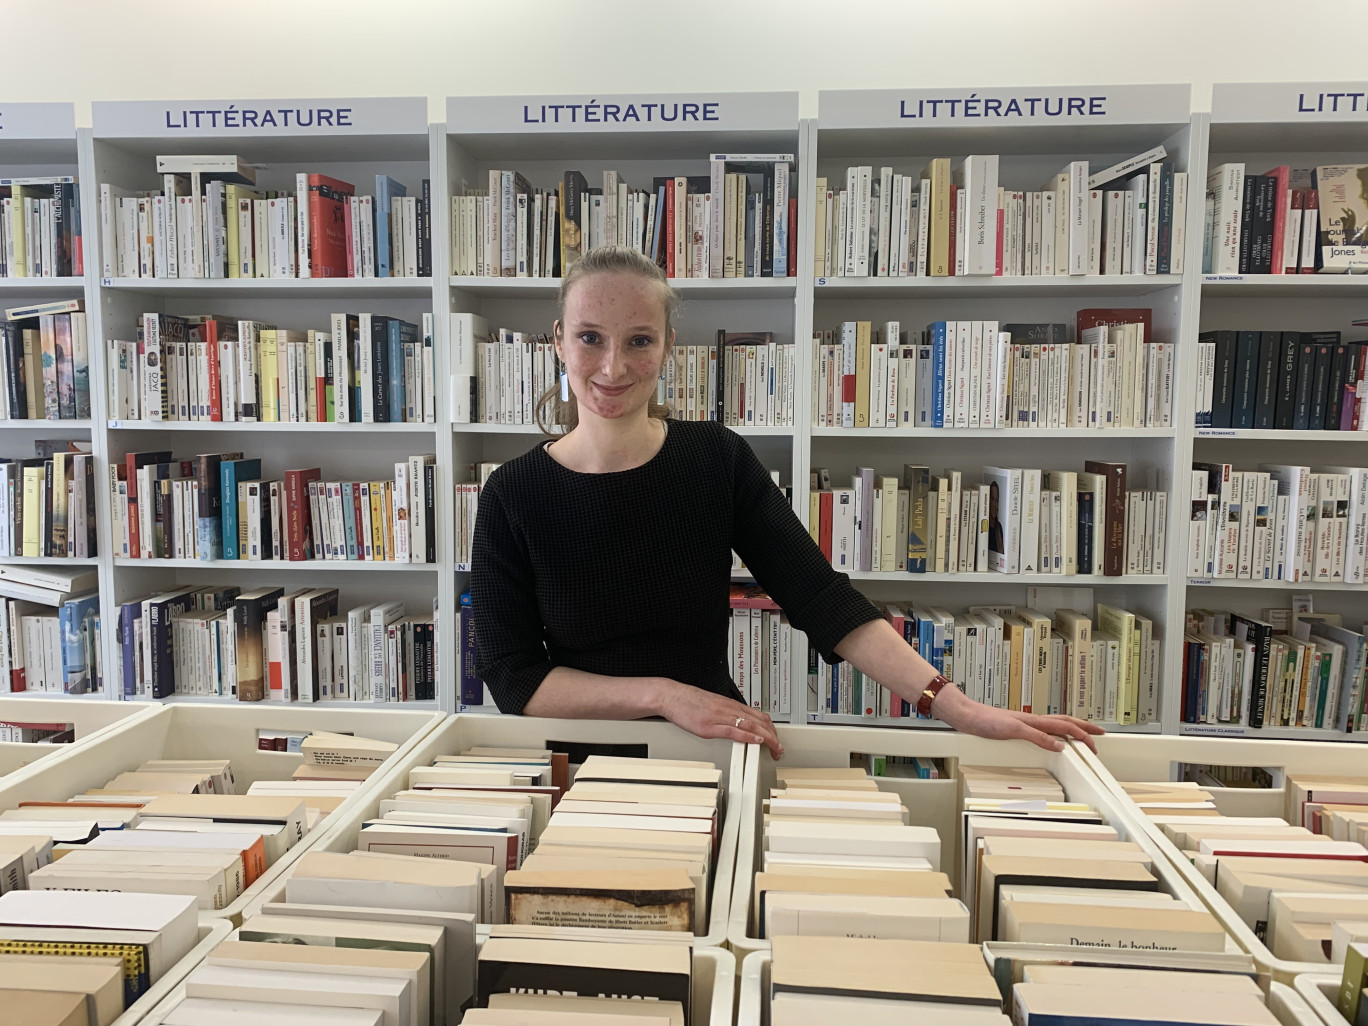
560, 372, 569, 401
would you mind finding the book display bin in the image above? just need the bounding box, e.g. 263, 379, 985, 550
0, 695, 156, 780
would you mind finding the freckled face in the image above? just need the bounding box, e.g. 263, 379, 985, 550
555, 272, 673, 422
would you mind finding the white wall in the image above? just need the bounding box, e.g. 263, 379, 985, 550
11, 0, 1368, 122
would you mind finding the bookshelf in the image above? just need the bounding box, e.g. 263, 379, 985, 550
0, 81, 1362, 744
443, 91, 804, 715
802, 85, 1196, 733
1175, 82, 1368, 742
82, 96, 443, 707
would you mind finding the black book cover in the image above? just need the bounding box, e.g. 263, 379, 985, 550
371, 316, 391, 423
1274, 332, 1301, 430
1004, 323, 1071, 344
1182, 639, 1202, 723
149, 587, 198, 698
760, 165, 775, 277
1237, 174, 1259, 273
424, 461, 436, 563
1326, 344, 1351, 430
1076, 484, 1095, 574
1231, 330, 1261, 429
650, 177, 671, 270
1248, 176, 1271, 274
476, 951, 691, 1013
1155, 163, 1175, 274
41, 457, 53, 557
1230, 613, 1274, 728
233, 586, 286, 702
1292, 341, 1317, 429
561, 170, 589, 271
1204, 330, 1238, 428
79, 454, 97, 557
1257, 176, 1279, 274
1306, 331, 1340, 430
1253, 330, 1281, 429
2, 324, 23, 418
52, 182, 74, 277
418, 179, 432, 278
714, 329, 726, 423
1346, 345, 1366, 430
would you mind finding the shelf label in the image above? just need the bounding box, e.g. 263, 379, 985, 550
1203, 274, 1245, 283
1197, 429, 1237, 437
819, 84, 1191, 129
93, 97, 428, 138
446, 92, 798, 134
1213, 82, 1368, 122
1183, 724, 1248, 736
1188, 578, 1214, 586
0, 103, 76, 140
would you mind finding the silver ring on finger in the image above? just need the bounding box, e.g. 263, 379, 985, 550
734, 715, 745, 729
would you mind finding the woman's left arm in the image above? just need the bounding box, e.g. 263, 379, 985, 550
834, 618, 1103, 752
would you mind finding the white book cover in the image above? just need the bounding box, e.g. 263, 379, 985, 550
1019, 469, 1042, 574
953, 155, 999, 276
1207, 163, 1246, 274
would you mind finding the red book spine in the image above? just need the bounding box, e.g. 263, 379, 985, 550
205, 320, 222, 421
818, 490, 833, 562
284, 468, 321, 561
1084, 460, 1127, 576
665, 179, 676, 278
350, 483, 365, 561
307, 174, 355, 278
124, 454, 141, 559
787, 197, 797, 276
343, 199, 356, 278
1266, 167, 1290, 276
1288, 189, 1306, 272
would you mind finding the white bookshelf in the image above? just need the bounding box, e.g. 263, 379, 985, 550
443, 91, 804, 716
3, 82, 1365, 744
805, 84, 1195, 733
82, 96, 443, 708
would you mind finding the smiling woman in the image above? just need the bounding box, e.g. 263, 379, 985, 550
469, 246, 1102, 757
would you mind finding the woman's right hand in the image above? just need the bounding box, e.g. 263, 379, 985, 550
651, 678, 783, 759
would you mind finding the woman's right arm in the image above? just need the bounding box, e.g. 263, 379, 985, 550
471, 477, 782, 756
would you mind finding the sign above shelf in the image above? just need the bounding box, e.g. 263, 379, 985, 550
446, 92, 799, 135
0, 103, 75, 140
818, 84, 1192, 130
92, 97, 428, 138
1212, 81, 1368, 123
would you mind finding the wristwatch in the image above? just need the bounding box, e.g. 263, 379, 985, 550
917, 674, 955, 719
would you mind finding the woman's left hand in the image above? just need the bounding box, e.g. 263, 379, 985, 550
929, 684, 1103, 753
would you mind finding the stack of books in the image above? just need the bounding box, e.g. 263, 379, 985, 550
450, 155, 795, 279
816, 149, 1185, 278
451, 312, 796, 427
0, 890, 197, 1013
813, 314, 1175, 431
1189, 463, 1368, 584
729, 585, 793, 718
1012, 966, 1280, 1026
1181, 607, 1366, 729
820, 602, 1160, 725
1121, 775, 1368, 966
108, 311, 437, 425
814, 460, 1166, 578
2, 300, 91, 420
118, 585, 436, 703
100, 159, 431, 279
1195, 329, 1368, 432
0, 443, 97, 558
1203, 162, 1367, 275
0, 177, 82, 278
110, 450, 437, 564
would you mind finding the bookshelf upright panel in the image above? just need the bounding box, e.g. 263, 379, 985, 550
808, 85, 1195, 732
87, 97, 444, 708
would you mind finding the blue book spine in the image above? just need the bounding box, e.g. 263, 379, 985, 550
459, 591, 484, 706
119, 601, 140, 698
829, 660, 838, 716
387, 320, 407, 423
931, 322, 947, 428
59, 593, 100, 694
220, 459, 261, 560
773, 163, 788, 277
374, 176, 406, 278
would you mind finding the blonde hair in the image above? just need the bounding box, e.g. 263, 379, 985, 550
536, 246, 679, 436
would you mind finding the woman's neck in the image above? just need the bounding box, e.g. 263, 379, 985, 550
547, 412, 667, 474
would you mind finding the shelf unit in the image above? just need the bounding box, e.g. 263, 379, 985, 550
442, 91, 804, 715
803, 85, 1196, 731
4, 82, 1367, 742
77, 96, 445, 707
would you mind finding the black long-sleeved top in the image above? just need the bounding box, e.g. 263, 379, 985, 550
470, 419, 883, 713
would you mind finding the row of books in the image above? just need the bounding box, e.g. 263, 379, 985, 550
813, 313, 1171, 432
815, 460, 1161, 578
0, 720, 72, 743
119, 584, 437, 703
1120, 774, 1368, 970
109, 311, 437, 425
1189, 463, 1368, 583
100, 157, 431, 279
0, 177, 81, 278
0, 591, 100, 695
0, 304, 91, 421
451, 156, 795, 279
1181, 606, 1366, 730
0, 448, 97, 558
1203, 162, 1366, 274
730, 585, 794, 717
815, 148, 1186, 278
818, 601, 1159, 725
110, 451, 436, 563
1196, 329, 1367, 431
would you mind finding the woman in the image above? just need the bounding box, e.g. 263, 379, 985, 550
471, 247, 1102, 758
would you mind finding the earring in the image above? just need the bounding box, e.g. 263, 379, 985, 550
560, 372, 569, 401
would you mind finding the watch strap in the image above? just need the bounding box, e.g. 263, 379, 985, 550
917, 674, 953, 719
